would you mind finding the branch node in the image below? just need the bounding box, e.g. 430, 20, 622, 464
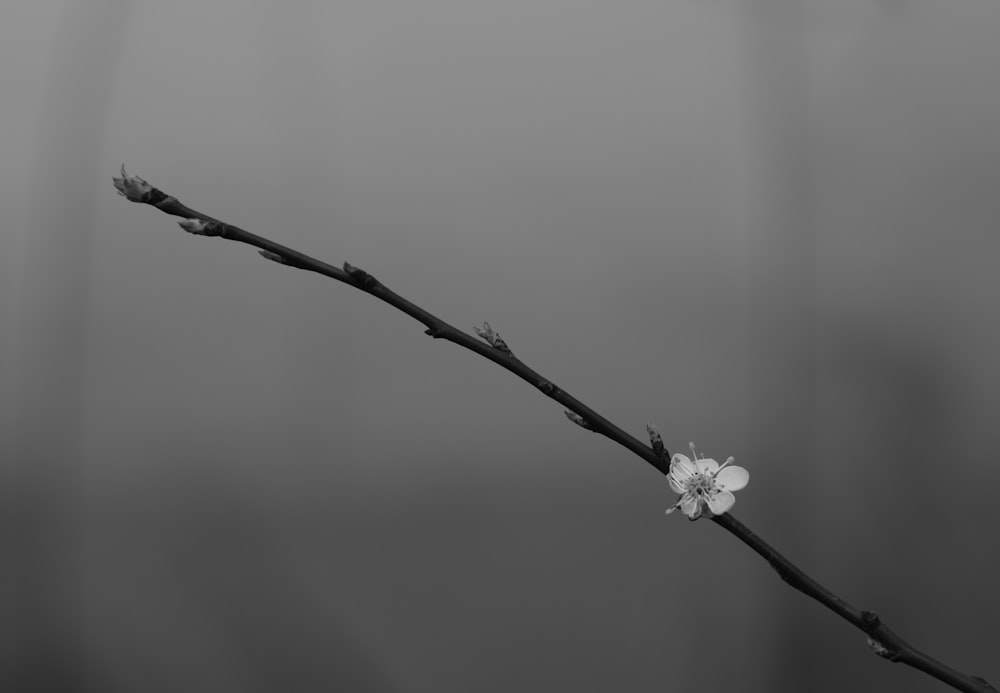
259, 250, 288, 265
866, 637, 895, 660
177, 218, 224, 237
537, 379, 555, 395
861, 610, 881, 628
424, 327, 445, 338
972, 676, 999, 692
343, 261, 380, 289
564, 410, 593, 431
646, 422, 668, 459
771, 562, 795, 585
473, 321, 513, 355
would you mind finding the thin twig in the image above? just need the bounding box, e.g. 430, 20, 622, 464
113, 166, 996, 693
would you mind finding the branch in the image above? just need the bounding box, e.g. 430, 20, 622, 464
113, 166, 996, 693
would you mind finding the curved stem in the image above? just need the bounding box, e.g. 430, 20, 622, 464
113, 168, 996, 693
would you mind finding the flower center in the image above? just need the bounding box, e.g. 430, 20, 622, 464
687, 472, 717, 496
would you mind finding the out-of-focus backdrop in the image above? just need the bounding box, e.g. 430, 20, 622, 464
2, 2, 999, 691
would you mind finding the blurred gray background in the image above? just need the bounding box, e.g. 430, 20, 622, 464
2, 1, 999, 691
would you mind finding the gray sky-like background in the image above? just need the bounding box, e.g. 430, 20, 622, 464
2, 2, 999, 692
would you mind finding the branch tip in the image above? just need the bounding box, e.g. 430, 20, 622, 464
112, 164, 154, 202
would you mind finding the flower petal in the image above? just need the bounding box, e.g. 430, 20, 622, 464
715, 466, 749, 492
679, 494, 701, 519
670, 455, 695, 481
695, 458, 719, 474
668, 476, 686, 494
706, 490, 735, 515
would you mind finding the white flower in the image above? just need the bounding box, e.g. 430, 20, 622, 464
666, 443, 749, 520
